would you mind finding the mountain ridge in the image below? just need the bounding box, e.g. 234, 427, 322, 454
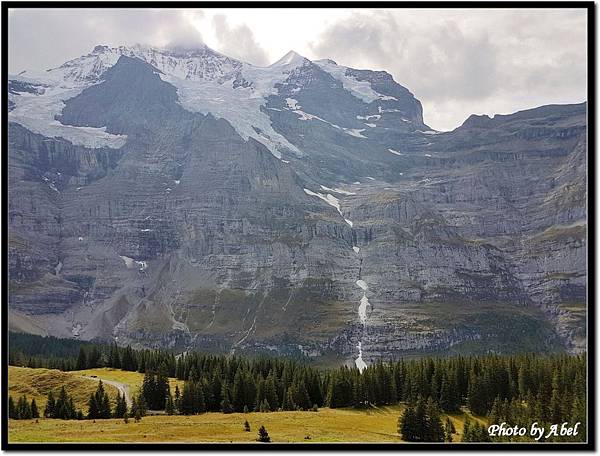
8, 44, 587, 369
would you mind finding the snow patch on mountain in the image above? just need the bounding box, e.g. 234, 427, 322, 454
304, 188, 341, 212
159, 52, 312, 158
357, 114, 381, 121
304, 188, 353, 227
119, 255, 135, 268
344, 128, 367, 138
10, 45, 309, 157
319, 185, 356, 196
315, 60, 380, 103
8, 80, 127, 149
285, 98, 300, 110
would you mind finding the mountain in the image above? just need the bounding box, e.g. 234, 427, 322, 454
8, 44, 587, 368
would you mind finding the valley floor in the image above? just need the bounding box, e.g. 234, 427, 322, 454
8, 406, 481, 443
8, 366, 484, 443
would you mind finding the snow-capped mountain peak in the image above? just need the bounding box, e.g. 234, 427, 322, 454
8, 43, 426, 157
270, 50, 310, 68
49, 44, 244, 84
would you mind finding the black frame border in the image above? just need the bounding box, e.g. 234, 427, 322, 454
0, 1, 596, 451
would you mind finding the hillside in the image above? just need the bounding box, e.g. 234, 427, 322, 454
8, 366, 120, 411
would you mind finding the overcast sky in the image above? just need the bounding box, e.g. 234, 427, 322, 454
8, 8, 588, 131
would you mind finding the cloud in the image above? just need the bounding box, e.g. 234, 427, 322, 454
8, 9, 204, 73
310, 9, 587, 130
8, 8, 587, 130
211, 15, 269, 66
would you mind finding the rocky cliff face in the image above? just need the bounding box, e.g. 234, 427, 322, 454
8, 45, 587, 367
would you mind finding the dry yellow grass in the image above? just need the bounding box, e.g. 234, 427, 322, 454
8, 366, 120, 411
76, 367, 184, 397
8, 407, 409, 443
8, 367, 484, 443
8, 406, 484, 443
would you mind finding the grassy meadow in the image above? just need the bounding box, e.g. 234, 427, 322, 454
76, 367, 185, 398
8, 366, 119, 411
8, 366, 485, 443
8, 405, 485, 443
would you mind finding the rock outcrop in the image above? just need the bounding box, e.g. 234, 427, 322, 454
8, 45, 587, 366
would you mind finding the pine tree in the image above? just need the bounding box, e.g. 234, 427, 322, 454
536, 390, 550, 423
16, 395, 32, 419
549, 369, 562, 424
474, 423, 491, 442
108, 343, 121, 368
165, 392, 175, 415
55, 387, 75, 419
232, 369, 255, 412
180, 382, 195, 415
444, 418, 455, 442
426, 397, 445, 442
76, 347, 87, 370
134, 405, 142, 422
244, 420, 251, 432
174, 385, 181, 413
100, 390, 111, 418
155, 368, 170, 410
210, 372, 223, 412
121, 346, 137, 371
142, 371, 157, 409
352, 375, 366, 408
570, 371, 586, 442
87, 346, 100, 368
292, 381, 311, 410
88, 381, 111, 419
398, 404, 418, 441
87, 391, 99, 419
30, 398, 39, 418
282, 388, 292, 411
220, 383, 234, 414
488, 396, 502, 424
467, 371, 489, 416
130, 395, 145, 422
114, 392, 127, 418
8, 397, 16, 419
44, 391, 56, 418
136, 393, 147, 416
130, 397, 139, 421
264, 374, 279, 411
413, 397, 428, 441
257, 425, 271, 442
255, 379, 265, 412
193, 382, 206, 413
462, 418, 472, 442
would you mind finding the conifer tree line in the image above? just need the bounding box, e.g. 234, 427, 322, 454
10, 387, 85, 420
391, 354, 586, 442
398, 396, 447, 442
85, 379, 147, 421
8, 395, 39, 420
9, 333, 586, 442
